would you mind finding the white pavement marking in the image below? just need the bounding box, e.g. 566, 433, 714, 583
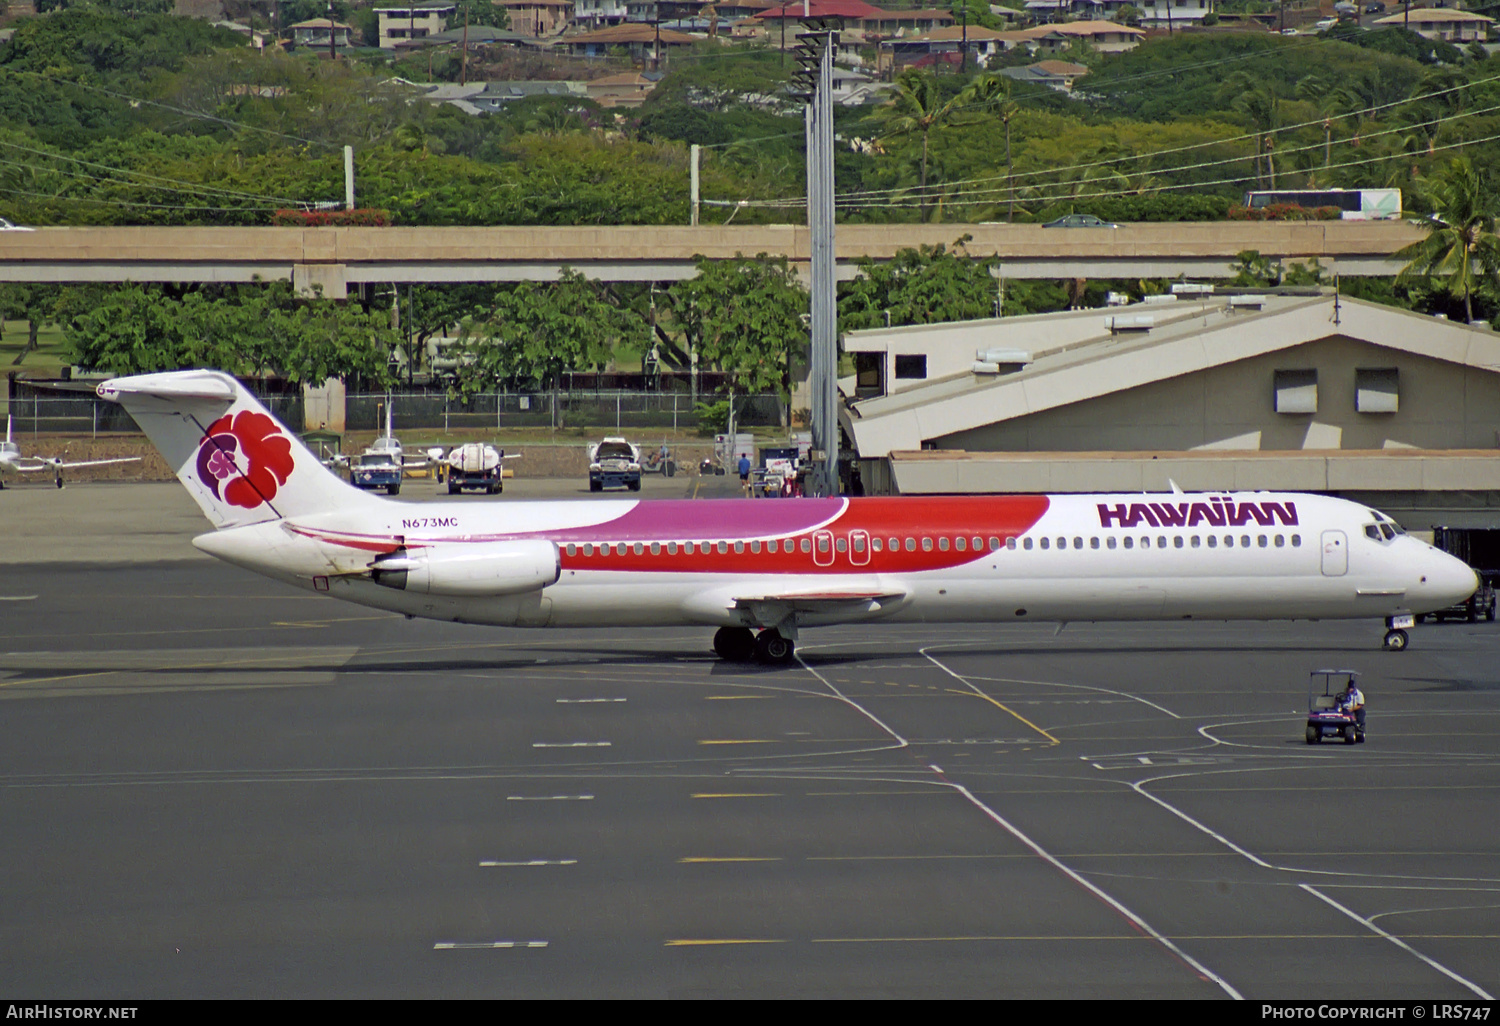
479, 859, 578, 867
921, 650, 1060, 745
1300, 885, 1494, 999
506, 795, 594, 801
532, 742, 612, 748
1130, 766, 1500, 885
434, 941, 549, 950
0, 596, 39, 601
556, 698, 627, 704
794, 655, 909, 748
920, 644, 1182, 719
937, 773, 1243, 1000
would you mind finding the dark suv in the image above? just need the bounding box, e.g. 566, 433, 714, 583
1418, 574, 1497, 623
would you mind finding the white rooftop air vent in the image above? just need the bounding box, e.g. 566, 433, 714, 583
975, 348, 1032, 365
1227, 295, 1265, 310
973, 362, 1002, 375
1106, 314, 1154, 332
1141, 294, 1178, 305
1172, 283, 1215, 296
1106, 291, 1131, 307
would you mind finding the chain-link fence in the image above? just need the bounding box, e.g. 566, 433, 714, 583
5, 390, 303, 437
5, 387, 780, 436
346, 391, 784, 433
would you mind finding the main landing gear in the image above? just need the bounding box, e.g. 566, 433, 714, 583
713, 626, 795, 666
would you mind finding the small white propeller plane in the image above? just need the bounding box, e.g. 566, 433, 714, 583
0, 414, 140, 489
98, 370, 1480, 663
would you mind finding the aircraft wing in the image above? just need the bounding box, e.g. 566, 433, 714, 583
730, 588, 909, 625
13, 456, 141, 471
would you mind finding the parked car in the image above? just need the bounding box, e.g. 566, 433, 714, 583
1416, 577, 1497, 623
1315, 17, 1338, 30
1364, 2, 1386, 13
1041, 214, 1120, 229
1334, 2, 1357, 15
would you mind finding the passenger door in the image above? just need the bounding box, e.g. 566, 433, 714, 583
1321, 530, 1348, 576
848, 530, 870, 567
813, 530, 835, 568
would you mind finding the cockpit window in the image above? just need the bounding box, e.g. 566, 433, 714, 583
1365, 525, 1381, 540
1380, 524, 1396, 540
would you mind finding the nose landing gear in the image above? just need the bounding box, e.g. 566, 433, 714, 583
1382, 614, 1413, 652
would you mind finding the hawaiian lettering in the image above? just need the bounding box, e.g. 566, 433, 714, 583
1150, 502, 1188, 527
1096, 503, 1164, 528
1186, 502, 1225, 527
1099, 499, 1299, 529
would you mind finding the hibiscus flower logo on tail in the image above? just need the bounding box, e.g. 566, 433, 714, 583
195, 410, 296, 509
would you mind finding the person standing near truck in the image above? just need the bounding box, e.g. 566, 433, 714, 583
738, 453, 751, 496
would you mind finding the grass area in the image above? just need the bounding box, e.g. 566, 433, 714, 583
0, 320, 71, 379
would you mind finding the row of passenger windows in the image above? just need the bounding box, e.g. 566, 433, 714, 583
560, 533, 1303, 557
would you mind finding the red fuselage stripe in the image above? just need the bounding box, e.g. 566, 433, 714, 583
293, 495, 1053, 575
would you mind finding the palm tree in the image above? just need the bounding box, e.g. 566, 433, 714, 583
872, 68, 969, 219
955, 73, 1021, 220
1218, 73, 1281, 188
1396, 157, 1500, 324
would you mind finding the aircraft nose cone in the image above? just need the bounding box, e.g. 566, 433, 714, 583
1428, 551, 1479, 607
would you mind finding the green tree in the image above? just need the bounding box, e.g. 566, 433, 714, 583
62, 282, 397, 383
1218, 72, 1282, 188
0, 284, 61, 366
957, 74, 1020, 220
667, 254, 808, 395
1395, 157, 1500, 324
839, 241, 998, 330
871, 68, 971, 219
453, 270, 645, 410
447, 0, 510, 30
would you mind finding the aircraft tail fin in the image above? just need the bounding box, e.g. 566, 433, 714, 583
98, 369, 378, 529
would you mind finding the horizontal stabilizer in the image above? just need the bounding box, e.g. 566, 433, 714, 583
97, 372, 237, 403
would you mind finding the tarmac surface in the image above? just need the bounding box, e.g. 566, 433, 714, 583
2, 480, 1499, 998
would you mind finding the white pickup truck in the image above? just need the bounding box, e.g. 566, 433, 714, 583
588, 437, 642, 492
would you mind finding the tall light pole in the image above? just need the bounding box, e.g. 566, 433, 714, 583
793, 17, 838, 496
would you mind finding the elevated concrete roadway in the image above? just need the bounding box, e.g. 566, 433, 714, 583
0, 221, 1426, 296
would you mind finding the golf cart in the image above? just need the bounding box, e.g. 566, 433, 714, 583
1306, 669, 1365, 745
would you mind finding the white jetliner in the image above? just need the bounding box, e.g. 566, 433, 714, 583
0, 414, 140, 489
99, 370, 1479, 663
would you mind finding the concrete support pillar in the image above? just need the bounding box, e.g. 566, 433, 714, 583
302, 377, 346, 432
292, 263, 348, 299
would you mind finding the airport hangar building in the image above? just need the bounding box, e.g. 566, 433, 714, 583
841, 289, 1500, 565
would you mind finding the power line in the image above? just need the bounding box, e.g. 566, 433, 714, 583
831, 127, 1500, 211
734, 74, 1500, 209
0, 184, 282, 214
14, 70, 340, 150
833, 100, 1500, 208
0, 139, 308, 206
830, 71, 1500, 203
